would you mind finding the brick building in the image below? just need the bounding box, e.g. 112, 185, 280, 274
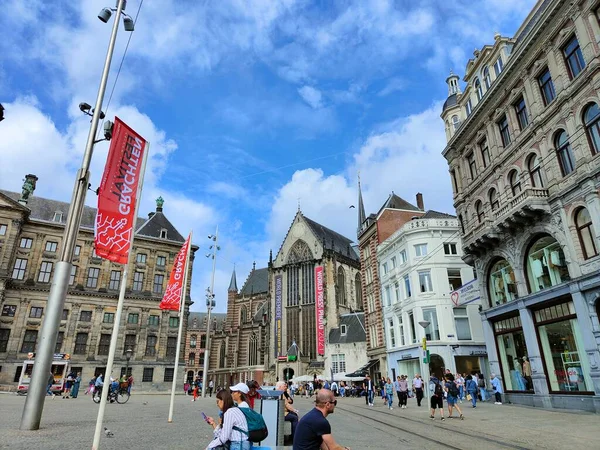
184, 311, 226, 386
0, 176, 195, 391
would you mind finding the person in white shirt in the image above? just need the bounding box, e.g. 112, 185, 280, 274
230, 382, 250, 408
412, 374, 424, 407
205, 389, 251, 450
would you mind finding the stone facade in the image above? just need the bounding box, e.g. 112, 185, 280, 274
378, 210, 486, 383
441, 0, 600, 412
0, 180, 195, 392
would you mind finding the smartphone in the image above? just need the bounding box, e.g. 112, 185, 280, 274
201, 412, 209, 422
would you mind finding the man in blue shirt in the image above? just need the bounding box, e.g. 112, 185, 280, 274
293, 389, 350, 450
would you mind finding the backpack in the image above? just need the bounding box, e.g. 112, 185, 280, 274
434, 382, 444, 397
447, 382, 459, 397
234, 407, 268, 443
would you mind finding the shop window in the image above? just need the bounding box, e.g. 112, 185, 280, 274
534, 301, 593, 393
525, 235, 570, 293
488, 259, 517, 306
575, 207, 598, 259
493, 316, 532, 392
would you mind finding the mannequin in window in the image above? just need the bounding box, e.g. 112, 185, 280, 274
522, 356, 532, 390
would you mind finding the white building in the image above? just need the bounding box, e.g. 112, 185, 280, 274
378, 209, 487, 382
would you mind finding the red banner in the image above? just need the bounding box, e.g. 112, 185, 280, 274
315, 266, 325, 356
159, 235, 191, 311
94, 117, 147, 264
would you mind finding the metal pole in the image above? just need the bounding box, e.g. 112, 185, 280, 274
168, 231, 193, 422
91, 141, 149, 450
20, 0, 126, 431
201, 226, 218, 398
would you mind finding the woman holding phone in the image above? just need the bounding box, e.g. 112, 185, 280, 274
204, 390, 251, 450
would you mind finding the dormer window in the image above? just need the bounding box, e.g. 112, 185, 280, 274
53, 211, 63, 222
341, 324, 347, 336
160, 228, 168, 239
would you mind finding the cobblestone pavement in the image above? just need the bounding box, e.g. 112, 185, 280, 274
0, 392, 597, 449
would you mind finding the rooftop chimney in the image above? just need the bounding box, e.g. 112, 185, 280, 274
416, 193, 424, 211
19, 174, 39, 205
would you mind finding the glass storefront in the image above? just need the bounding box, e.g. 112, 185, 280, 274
534, 302, 592, 393
489, 259, 517, 306
494, 316, 533, 392
526, 235, 570, 293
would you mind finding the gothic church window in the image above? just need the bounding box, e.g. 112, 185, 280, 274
249, 333, 258, 366
336, 267, 346, 306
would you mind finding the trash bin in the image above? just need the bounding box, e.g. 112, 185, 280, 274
257, 389, 284, 448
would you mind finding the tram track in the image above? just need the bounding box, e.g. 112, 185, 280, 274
335, 403, 531, 450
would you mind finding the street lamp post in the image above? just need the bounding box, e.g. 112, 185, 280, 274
418, 320, 431, 399
124, 348, 133, 377
201, 226, 219, 398
20, 0, 134, 431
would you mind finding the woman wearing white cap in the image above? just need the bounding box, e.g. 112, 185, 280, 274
205, 389, 251, 450
230, 382, 250, 408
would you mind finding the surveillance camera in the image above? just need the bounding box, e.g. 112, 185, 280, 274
79, 102, 92, 112
208, 235, 213, 239
103, 120, 114, 140
98, 7, 112, 23
92, 108, 105, 120
123, 16, 135, 32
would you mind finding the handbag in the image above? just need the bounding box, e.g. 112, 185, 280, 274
466, 394, 472, 401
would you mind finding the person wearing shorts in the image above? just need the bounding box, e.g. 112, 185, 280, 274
444, 375, 464, 420
429, 377, 444, 421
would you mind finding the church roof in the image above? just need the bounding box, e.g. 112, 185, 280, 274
377, 193, 421, 215
0, 189, 185, 242
228, 267, 238, 292
187, 311, 227, 330
240, 268, 269, 296
303, 216, 359, 261
421, 210, 456, 219
328, 313, 366, 344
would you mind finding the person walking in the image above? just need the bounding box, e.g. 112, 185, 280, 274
384, 377, 394, 410
444, 374, 464, 420
491, 373, 503, 405
95, 374, 104, 398
127, 374, 134, 395
394, 376, 402, 407
46, 371, 55, 398
398, 376, 409, 409
293, 389, 351, 450
429, 376, 445, 421
478, 373, 487, 402
455, 373, 465, 403
205, 389, 251, 450
363, 375, 374, 406
465, 375, 478, 408
192, 376, 200, 402
62, 371, 75, 398
412, 374, 424, 407
209, 379, 214, 397
71, 372, 82, 399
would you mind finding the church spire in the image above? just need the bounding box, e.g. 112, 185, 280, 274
228, 265, 238, 292
357, 173, 366, 235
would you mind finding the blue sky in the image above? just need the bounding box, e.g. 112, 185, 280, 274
0, 0, 536, 312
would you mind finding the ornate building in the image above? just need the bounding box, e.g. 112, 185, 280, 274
357, 183, 428, 380
184, 311, 226, 385
441, 0, 600, 412
268, 211, 364, 382
0, 176, 195, 391
206, 265, 270, 387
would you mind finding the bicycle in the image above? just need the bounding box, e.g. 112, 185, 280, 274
92, 385, 130, 404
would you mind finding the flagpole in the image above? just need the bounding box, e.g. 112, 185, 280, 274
92, 141, 150, 450
168, 231, 193, 423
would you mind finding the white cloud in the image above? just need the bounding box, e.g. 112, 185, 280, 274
298, 86, 323, 109
378, 77, 405, 97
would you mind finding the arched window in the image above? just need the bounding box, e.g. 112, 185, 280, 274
583, 102, 600, 154
354, 273, 362, 308
248, 333, 258, 366
452, 115, 460, 131
475, 78, 483, 100
475, 201, 484, 223
555, 130, 575, 176
336, 267, 346, 306
190, 334, 197, 348
575, 208, 598, 259
508, 170, 522, 196
525, 235, 570, 293
528, 153, 544, 188
488, 259, 517, 306
188, 352, 195, 366
489, 188, 499, 211
483, 67, 491, 89
219, 343, 226, 368
240, 305, 247, 325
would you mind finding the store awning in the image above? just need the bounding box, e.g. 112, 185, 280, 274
345, 359, 378, 378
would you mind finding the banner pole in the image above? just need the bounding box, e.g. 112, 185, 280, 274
92, 141, 150, 450
168, 231, 193, 423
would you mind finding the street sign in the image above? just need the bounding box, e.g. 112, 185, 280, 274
422, 350, 430, 364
